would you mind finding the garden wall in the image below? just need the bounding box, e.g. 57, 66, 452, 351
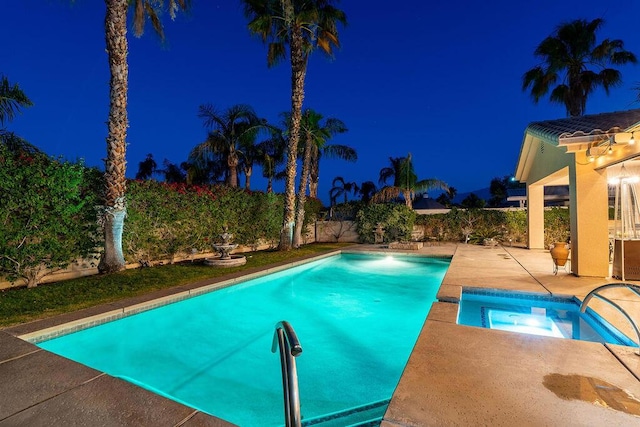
314, 221, 360, 243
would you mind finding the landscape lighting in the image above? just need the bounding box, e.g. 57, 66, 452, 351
586, 147, 594, 162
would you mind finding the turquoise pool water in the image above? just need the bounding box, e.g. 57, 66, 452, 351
457, 289, 637, 347
38, 253, 450, 426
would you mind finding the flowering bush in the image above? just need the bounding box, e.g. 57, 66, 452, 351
124, 181, 287, 263
0, 143, 101, 287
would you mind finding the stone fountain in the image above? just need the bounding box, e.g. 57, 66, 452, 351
204, 229, 247, 267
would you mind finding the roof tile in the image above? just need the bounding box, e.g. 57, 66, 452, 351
527, 109, 640, 144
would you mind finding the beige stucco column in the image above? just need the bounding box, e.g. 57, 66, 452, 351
568, 161, 609, 276
527, 183, 545, 249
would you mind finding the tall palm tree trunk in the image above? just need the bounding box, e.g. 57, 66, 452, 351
403, 189, 413, 209
293, 135, 313, 248
280, 29, 306, 250
309, 144, 319, 198
98, 0, 129, 274
244, 164, 252, 190
227, 151, 239, 187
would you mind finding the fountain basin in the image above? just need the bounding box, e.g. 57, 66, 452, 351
204, 254, 247, 267
205, 231, 247, 267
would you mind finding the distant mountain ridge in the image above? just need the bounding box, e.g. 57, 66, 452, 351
452, 187, 492, 204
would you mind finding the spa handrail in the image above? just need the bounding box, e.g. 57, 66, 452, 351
580, 283, 640, 353
272, 321, 303, 427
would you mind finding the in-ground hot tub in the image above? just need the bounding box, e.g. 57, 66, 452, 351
457, 288, 637, 347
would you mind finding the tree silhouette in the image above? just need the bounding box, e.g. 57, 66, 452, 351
373, 153, 447, 209
0, 75, 33, 126
329, 176, 359, 206
523, 18, 636, 116
461, 193, 486, 209
135, 153, 158, 180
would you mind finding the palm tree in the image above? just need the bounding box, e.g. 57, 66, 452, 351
135, 153, 158, 180
522, 18, 636, 117
373, 153, 448, 209
190, 104, 263, 188
308, 128, 354, 199
256, 128, 286, 193
0, 75, 33, 126
291, 109, 349, 247
436, 186, 457, 207
0, 74, 35, 154
160, 159, 187, 183
329, 176, 359, 206
100, 0, 189, 274
181, 159, 225, 185
238, 142, 260, 190
358, 180, 377, 204
243, 0, 347, 250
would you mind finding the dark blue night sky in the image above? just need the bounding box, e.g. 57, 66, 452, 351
3, 0, 640, 204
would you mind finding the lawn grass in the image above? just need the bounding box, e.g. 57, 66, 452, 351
0, 243, 352, 327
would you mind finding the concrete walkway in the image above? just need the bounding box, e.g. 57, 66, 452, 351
1, 244, 640, 426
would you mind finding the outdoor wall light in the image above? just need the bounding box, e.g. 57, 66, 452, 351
586, 147, 595, 162
608, 143, 614, 155
630, 132, 636, 145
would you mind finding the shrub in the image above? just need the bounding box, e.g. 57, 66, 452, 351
503, 209, 527, 244
124, 181, 285, 263
124, 181, 212, 264
544, 207, 570, 247
415, 208, 530, 245
0, 144, 101, 287
356, 203, 416, 243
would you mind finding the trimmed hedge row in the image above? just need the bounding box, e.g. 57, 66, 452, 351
414, 206, 569, 247
0, 145, 324, 286
124, 181, 286, 263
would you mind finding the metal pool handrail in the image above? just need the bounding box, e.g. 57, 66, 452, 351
580, 283, 640, 354
272, 321, 303, 427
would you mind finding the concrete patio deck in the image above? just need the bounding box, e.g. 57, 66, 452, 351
1, 244, 640, 426
380, 243, 640, 427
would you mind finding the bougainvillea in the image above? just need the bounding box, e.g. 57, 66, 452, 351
0, 144, 101, 287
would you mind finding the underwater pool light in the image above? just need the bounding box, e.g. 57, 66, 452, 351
488, 309, 564, 338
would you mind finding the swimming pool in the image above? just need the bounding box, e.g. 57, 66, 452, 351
36, 253, 450, 426
457, 289, 637, 347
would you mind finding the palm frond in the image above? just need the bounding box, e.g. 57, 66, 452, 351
414, 178, 448, 193
0, 75, 33, 126
0, 129, 40, 154
130, 0, 189, 40
372, 186, 402, 204
379, 165, 395, 185
322, 144, 357, 161
598, 68, 622, 93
